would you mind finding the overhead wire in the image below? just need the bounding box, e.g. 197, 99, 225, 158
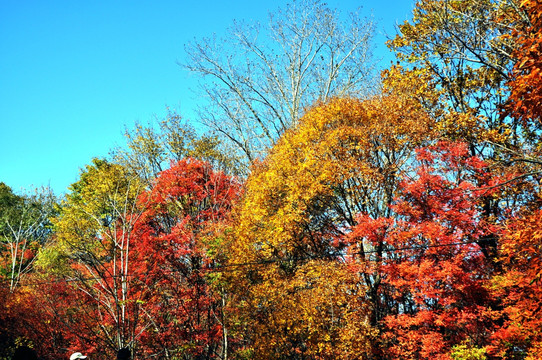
1, 239, 488, 288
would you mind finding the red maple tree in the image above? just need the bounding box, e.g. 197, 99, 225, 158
348, 141, 502, 359
131, 158, 240, 358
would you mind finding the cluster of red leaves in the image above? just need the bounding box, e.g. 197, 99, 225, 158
131, 159, 240, 358
349, 141, 501, 359
490, 209, 542, 358
0, 281, 76, 360
507, 0, 542, 123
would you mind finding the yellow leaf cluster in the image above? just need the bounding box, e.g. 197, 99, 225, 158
240, 261, 376, 359
228, 94, 436, 357
38, 159, 144, 275
235, 95, 434, 260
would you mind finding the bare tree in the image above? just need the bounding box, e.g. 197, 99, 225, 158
183, 0, 376, 166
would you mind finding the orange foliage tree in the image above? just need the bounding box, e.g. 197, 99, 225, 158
507, 0, 542, 123
491, 2, 542, 357
491, 209, 542, 358
132, 158, 240, 359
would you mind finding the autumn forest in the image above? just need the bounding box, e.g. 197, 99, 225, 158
2, 0, 542, 359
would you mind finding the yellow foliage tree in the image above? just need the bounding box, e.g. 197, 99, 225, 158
387, 0, 521, 129
227, 95, 435, 358
37, 159, 147, 354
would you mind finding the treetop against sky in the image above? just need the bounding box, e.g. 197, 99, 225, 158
0, 0, 413, 194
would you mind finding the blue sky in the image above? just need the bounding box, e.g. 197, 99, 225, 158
0, 0, 414, 195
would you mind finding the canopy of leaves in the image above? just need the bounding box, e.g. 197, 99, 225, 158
350, 141, 501, 358
0, 183, 56, 291
7, 1, 542, 358
228, 95, 435, 357
35, 159, 146, 356
388, 0, 529, 149
131, 158, 240, 359
491, 209, 542, 358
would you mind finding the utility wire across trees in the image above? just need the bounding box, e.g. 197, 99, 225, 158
4, 239, 486, 289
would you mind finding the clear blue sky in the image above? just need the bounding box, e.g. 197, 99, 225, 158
0, 0, 414, 195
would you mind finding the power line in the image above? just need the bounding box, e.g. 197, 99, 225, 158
1, 239, 487, 288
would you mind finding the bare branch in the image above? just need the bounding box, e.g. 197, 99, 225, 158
183, 0, 376, 169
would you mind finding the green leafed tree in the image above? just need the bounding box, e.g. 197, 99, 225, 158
0, 182, 56, 291
0, 183, 58, 359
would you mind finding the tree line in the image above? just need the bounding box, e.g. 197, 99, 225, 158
1, 0, 542, 359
